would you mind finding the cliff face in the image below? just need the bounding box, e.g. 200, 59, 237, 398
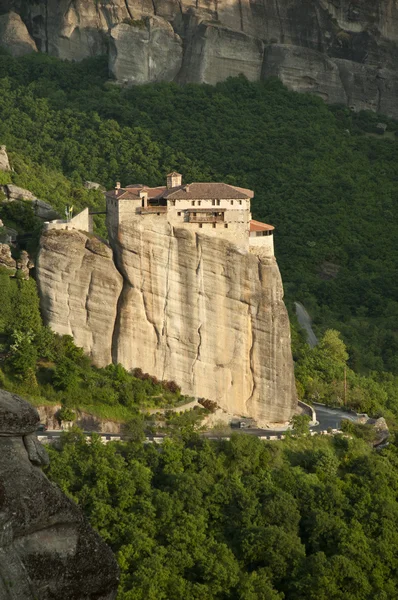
37, 229, 123, 367
0, 388, 119, 599
37, 220, 297, 424
2, 0, 398, 115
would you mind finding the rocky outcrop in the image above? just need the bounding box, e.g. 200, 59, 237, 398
37, 220, 297, 424
3, 0, 398, 115
36, 229, 123, 367
179, 22, 264, 85
109, 17, 183, 84
0, 243, 16, 272
0, 146, 11, 172
16, 249, 34, 279
0, 388, 119, 599
1, 183, 60, 221
36, 404, 125, 433
0, 11, 37, 57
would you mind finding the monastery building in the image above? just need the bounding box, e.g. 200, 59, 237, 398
105, 172, 274, 255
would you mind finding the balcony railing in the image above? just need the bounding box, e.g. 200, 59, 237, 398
188, 212, 224, 223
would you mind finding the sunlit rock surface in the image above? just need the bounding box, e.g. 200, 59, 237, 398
3, 0, 398, 114
37, 220, 297, 424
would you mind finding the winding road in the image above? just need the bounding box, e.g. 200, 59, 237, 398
38, 405, 361, 444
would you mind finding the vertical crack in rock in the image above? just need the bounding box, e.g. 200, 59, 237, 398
44, 0, 49, 54
274, 0, 285, 44
161, 234, 173, 380
85, 271, 93, 326
238, 0, 244, 32
192, 235, 204, 388
111, 277, 128, 364
314, 4, 324, 52
247, 303, 256, 409
192, 323, 203, 390
124, 1, 134, 21
141, 284, 161, 346
376, 81, 382, 113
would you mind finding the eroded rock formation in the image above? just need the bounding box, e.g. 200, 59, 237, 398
0, 388, 119, 599
37, 220, 297, 424
2, 0, 398, 115
0, 146, 11, 172
1, 183, 60, 221
37, 229, 123, 367
0, 243, 16, 272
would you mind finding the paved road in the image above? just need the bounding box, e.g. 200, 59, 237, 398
39, 404, 360, 442
295, 301, 318, 348
310, 403, 360, 431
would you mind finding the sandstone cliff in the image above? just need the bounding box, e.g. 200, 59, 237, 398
37, 230, 123, 367
0, 388, 119, 599
37, 221, 297, 424
2, 0, 398, 115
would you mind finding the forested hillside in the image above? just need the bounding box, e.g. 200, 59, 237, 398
46, 427, 398, 600
1, 50, 398, 600
0, 51, 397, 378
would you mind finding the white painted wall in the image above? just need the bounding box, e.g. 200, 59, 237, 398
249, 234, 274, 256
43, 208, 91, 232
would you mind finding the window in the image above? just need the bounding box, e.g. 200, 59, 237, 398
213, 223, 216, 228
170, 200, 176, 206
199, 223, 203, 228
239, 200, 242, 205
191, 201, 195, 206
198, 201, 201, 206
224, 223, 228, 228
212, 200, 216, 206
177, 212, 181, 216
231, 200, 234, 205
216, 199, 220, 206
193, 212, 197, 217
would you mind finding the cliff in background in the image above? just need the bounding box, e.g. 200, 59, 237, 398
37, 222, 297, 425
2, 0, 398, 116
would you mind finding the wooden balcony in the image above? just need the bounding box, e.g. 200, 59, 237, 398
187, 211, 225, 223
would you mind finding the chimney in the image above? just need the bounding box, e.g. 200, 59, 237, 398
115, 181, 121, 189
167, 172, 182, 189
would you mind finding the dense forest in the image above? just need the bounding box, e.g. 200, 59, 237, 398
0, 49, 398, 600
45, 427, 398, 600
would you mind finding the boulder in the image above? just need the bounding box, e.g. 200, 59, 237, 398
1, 185, 59, 220
0, 146, 11, 172
0, 388, 119, 599
84, 180, 105, 191
33, 198, 60, 221
16, 250, 34, 280
109, 17, 183, 84
0, 244, 16, 272
0, 11, 37, 57
4, 184, 35, 201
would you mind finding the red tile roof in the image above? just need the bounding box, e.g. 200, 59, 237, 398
106, 182, 254, 202
250, 220, 274, 232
